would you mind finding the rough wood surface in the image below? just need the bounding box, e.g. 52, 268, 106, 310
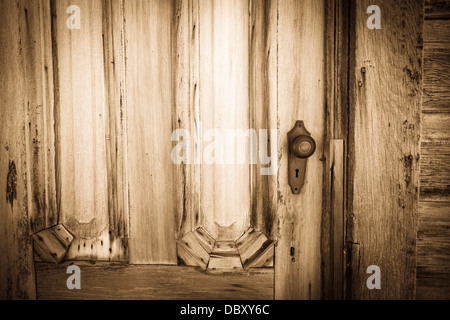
347, 0, 423, 299
331, 140, 344, 299
0, 0, 54, 299
52, 0, 127, 261
275, 0, 325, 300
322, 0, 349, 300
173, 0, 201, 238
425, 0, 450, 20
125, 0, 177, 264
248, 0, 278, 239
417, 13, 450, 299
416, 201, 450, 299
36, 262, 274, 300
32, 224, 73, 263
420, 113, 450, 200
177, 231, 210, 270
422, 20, 450, 114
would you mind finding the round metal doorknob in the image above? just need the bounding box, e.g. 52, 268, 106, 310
290, 135, 316, 159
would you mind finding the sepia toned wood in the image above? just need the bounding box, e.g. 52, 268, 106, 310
322, 0, 350, 300
275, 0, 326, 300
243, 241, 275, 270
32, 224, 74, 263
177, 231, 210, 270
36, 262, 274, 300
324, 140, 345, 299
194, 227, 215, 254
23, 0, 58, 234
52, 0, 123, 260
425, 0, 450, 20
208, 241, 243, 272
248, 0, 278, 239
0, 0, 54, 299
418, 11, 450, 298
416, 201, 450, 299
238, 231, 268, 266
198, 0, 251, 239
422, 20, 450, 114
173, 0, 201, 238
420, 113, 450, 200
347, 0, 423, 299
102, 0, 129, 259
125, 0, 177, 264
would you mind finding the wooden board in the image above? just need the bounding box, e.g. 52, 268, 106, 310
416, 201, 450, 299
0, 0, 54, 299
275, 0, 326, 300
420, 113, 450, 200
208, 241, 243, 272
347, 0, 423, 299
418, 13, 450, 299
52, 0, 127, 261
422, 20, 450, 114
248, 0, 278, 239
322, 0, 350, 300
32, 224, 74, 263
125, 0, 177, 264
177, 231, 210, 270
36, 262, 273, 300
425, 0, 450, 20
172, 0, 201, 238
198, 0, 251, 239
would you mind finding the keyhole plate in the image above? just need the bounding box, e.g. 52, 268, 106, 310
288, 121, 313, 194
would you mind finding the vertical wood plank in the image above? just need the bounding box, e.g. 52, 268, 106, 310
52, 0, 126, 260
0, 0, 53, 299
331, 140, 344, 299
198, 0, 251, 239
275, 0, 326, 300
173, 0, 201, 238
322, 0, 350, 299
102, 0, 129, 260
347, 0, 423, 299
249, 0, 278, 240
125, 0, 177, 264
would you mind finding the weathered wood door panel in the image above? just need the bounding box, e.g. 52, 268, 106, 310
275, 0, 325, 299
125, 0, 177, 264
52, 0, 127, 261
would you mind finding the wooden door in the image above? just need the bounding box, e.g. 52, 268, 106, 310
124, 0, 326, 299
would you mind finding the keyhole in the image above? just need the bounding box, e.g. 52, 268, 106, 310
295, 169, 299, 178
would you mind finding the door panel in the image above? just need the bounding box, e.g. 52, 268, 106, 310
275, 0, 325, 299
126, 0, 177, 264
198, 0, 251, 240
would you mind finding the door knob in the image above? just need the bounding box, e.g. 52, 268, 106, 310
288, 121, 316, 194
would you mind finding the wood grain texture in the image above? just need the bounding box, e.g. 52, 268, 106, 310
0, 0, 53, 299
125, 0, 177, 264
173, 0, 201, 238
417, 10, 450, 299
347, 0, 423, 299
416, 201, 450, 299
102, 0, 129, 260
52, 0, 122, 261
331, 140, 345, 299
36, 262, 274, 300
198, 0, 251, 239
322, 0, 349, 299
420, 113, 450, 200
425, 0, 450, 20
249, 0, 278, 239
275, 0, 326, 300
422, 20, 450, 114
